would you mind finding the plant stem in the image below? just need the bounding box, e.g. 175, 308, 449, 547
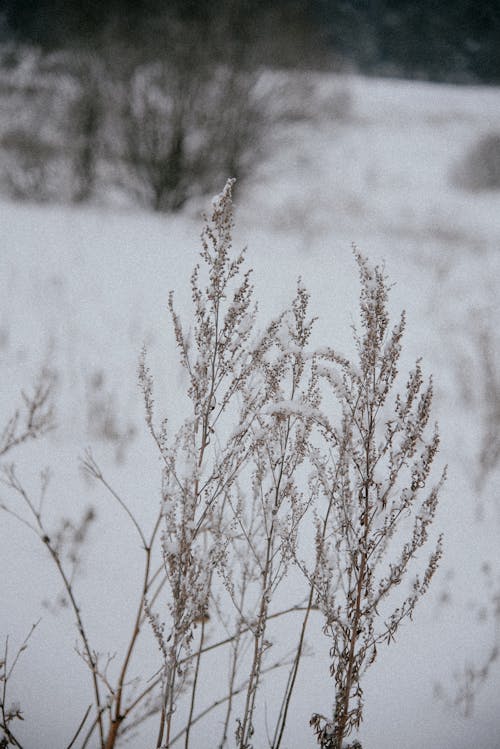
184, 617, 207, 749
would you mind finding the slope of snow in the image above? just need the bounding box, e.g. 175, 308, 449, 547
1, 72, 499, 749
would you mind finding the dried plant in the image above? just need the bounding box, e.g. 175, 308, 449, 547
85, 369, 136, 464
433, 561, 500, 720
0, 184, 443, 749
0, 622, 39, 749
306, 251, 444, 749
0, 368, 55, 457
450, 636, 500, 720
138, 178, 302, 748
0, 619, 93, 749
0, 463, 103, 747
225, 281, 319, 749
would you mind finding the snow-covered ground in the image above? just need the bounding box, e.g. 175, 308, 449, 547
1, 73, 500, 748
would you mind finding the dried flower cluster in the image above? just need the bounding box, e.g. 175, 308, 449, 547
0, 369, 55, 458
1, 181, 443, 749
306, 252, 444, 749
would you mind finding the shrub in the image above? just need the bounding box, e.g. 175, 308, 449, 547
452, 132, 500, 191
0, 127, 61, 202
111, 61, 269, 211
0, 42, 272, 211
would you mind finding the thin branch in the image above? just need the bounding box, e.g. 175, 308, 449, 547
81, 450, 147, 549
65, 704, 92, 749
170, 659, 290, 747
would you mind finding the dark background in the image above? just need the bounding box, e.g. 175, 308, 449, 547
2, 0, 500, 84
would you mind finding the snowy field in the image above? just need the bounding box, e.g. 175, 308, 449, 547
1, 72, 500, 748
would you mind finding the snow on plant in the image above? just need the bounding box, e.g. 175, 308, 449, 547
0, 182, 443, 749
307, 251, 444, 749
221, 281, 320, 749
138, 178, 294, 747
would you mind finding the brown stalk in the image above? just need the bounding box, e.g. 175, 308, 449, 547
273, 465, 341, 749
104, 513, 162, 749
65, 704, 92, 749
170, 659, 290, 747
184, 616, 207, 749
336, 415, 373, 748
238, 413, 293, 748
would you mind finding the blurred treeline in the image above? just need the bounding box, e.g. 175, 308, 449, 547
0, 0, 497, 212
0, 2, 344, 210
2, 0, 500, 84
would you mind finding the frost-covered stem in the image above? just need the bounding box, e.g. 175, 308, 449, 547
272, 586, 314, 749
338, 551, 366, 748
220, 578, 249, 748
239, 493, 281, 747
273, 469, 338, 749
220, 634, 241, 748
310, 252, 443, 748
184, 619, 206, 749
239, 281, 316, 747
238, 552, 272, 747
239, 414, 293, 748
337, 409, 373, 747
156, 699, 167, 748
179, 276, 221, 746
181, 277, 221, 749
184, 566, 212, 749
156, 631, 182, 749
165, 640, 182, 747
156, 694, 167, 749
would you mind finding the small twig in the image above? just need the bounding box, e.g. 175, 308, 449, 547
65, 704, 92, 749
0, 622, 40, 749
81, 450, 147, 549
0, 371, 55, 457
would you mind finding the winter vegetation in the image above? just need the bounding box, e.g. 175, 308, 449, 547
3, 0, 500, 85
1, 180, 445, 748
0, 43, 276, 210
452, 131, 500, 192
0, 37, 500, 749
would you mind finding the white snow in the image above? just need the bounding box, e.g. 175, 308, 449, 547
1, 70, 500, 749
